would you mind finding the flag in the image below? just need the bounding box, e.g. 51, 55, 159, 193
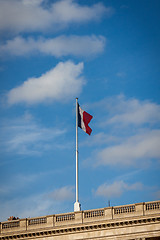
78, 103, 93, 135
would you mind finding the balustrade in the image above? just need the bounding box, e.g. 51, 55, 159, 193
56, 214, 75, 222
84, 209, 104, 218
146, 201, 160, 211
114, 205, 135, 214
2, 221, 20, 229
28, 217, 47, 225
0, 200, 160, 234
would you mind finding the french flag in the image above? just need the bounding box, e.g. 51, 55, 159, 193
78, 104, 93, 135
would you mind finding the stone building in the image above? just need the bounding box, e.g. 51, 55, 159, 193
0, 200, 160, 239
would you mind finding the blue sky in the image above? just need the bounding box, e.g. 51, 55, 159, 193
0, 0, 160, 221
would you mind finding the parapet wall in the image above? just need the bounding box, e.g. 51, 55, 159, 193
0, 200, 159, 235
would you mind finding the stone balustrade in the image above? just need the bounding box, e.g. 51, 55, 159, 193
0, 200, 159, 234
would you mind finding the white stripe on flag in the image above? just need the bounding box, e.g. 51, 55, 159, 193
79, 106, 86, 133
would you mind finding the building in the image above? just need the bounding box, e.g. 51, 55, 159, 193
0, 200, 160, 239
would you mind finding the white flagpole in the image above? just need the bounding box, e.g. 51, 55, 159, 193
74, 98, 81, 212
76, 97, 78, 203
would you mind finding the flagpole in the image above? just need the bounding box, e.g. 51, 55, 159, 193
74, 98, 81, 212
76, 97, 78, 203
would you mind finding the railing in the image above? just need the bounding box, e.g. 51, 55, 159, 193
56, 214, 75, 222
0, 200, 160, 234
114, 205, 135, 214
28, 217, 47, 225
84, 209, 104, 218
146, 201, 160, 211
2, 221, 20, 229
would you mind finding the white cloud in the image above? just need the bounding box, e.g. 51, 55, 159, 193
0, 185, 74, 221
95, 180, 143, 198
89, 95, 160, 127
7, 61, 85, 105
97, 130, 160, 167
0, 113, 66, 156
108, 101, 160, 126
0, 173, 38, 195
50, 0, 113, 24
100, 95, 160, 126
49, 186, 74, 201
0, 35, 106, 57
83, 96, 160, 168
81, 132, 119, 147
0, 193, 57, 221
0, 0, 113, 33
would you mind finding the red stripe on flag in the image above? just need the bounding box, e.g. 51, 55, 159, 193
83, 111, 93, 135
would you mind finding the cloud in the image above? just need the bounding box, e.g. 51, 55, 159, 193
0, 192, 57, 221
0, 173, 38, 195
0, 113, 66, 156
81, 132, 119, 147
0, 35, 106, 58
0, 0, 113, 33
0, 185, 74, 221
7, 61, 85, 105
97, 130, 160, 167
81, 96, 160, 168
99, 95, 160, 126
48, 186, 74, 201
82, 96, 160, 169
108, 101, 160, 126
95, 180, 143, 198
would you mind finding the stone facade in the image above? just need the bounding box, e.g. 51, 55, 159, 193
0, 200, 160, 239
